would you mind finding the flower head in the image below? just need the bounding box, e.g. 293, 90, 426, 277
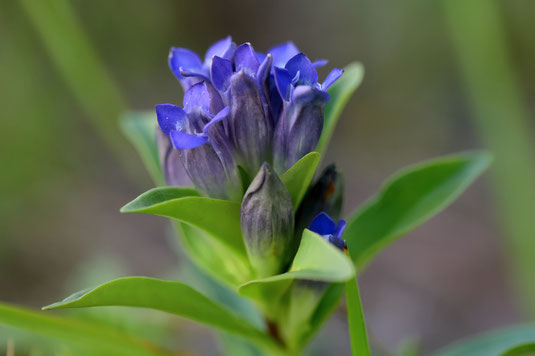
308, 212, 347, 251
156, 37, 344, 198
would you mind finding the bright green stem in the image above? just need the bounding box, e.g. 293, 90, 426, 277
346, 277, 370, 356
17, 0, 130, 163
443, 0, 535, 314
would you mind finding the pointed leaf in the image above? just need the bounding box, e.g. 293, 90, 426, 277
345, 151, 492, 269
346, 276, 370, 356
119, 111, 164, 186
281, 152, 321, 211
121, 187, 245, 256
239, 229, 355, 300
44, 277, 274, 348
317, 62, 364, 154
0, 301, 174, 356
432, 324, 535, 356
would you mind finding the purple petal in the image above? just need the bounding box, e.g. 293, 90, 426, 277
322, 68, 344, 90
256, 51, 267, 63
335, 219, 346, 239
170, 130, 208, 149
229, 71, 273, 170
269, 41, 299, 68
204, 36, 235, 66
286, 53, 318, 85
183, 82, 211, 114
156, 128, 192, 186
203, 106, 229, 133
179, 68, 210, 81
168, 47, 204, 80
273, 67, 292, 101
155, 104, 187, 135
211, 56, 233, 91
309, 212, 336, 236
234, 43, 260, 74
328, 235, 346, 251
312, 59, 328, 68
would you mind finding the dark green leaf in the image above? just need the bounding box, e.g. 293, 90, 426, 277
432, 324, 535, 356
0, 301, 174, 356
44, 277, 275, 349
281, 152, 321, 211
345, 151, 492, 269
317, 62, 364, 155
119, 111, 165, 186
121, 187, 246, 256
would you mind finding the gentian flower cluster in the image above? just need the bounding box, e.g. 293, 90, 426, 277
156, 37, 346, 276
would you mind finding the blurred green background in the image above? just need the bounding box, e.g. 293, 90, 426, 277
1, 0, 534, 354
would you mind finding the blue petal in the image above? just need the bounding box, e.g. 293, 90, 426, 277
274, 67, 292, 101
203, 106, 229, 133
286, 53, 318, 85
168, 47, 204, 80
312, 59, 328, 68
322, 68, 344, 90
335, 219, 346, 239
255, 51, 267, 63
211, 56, 233, 91
234, 43, 260, 74
269, 41, 299, 68
204, 36, 235, 67
170, 129, 208, 149
183, 82, 211, 114
309, 212, 336, 236
328, 236, 346, 251
155, 104, 187, 135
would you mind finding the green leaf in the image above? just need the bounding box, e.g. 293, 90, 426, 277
44, 277, 275, 349
121, 187, 245, 256
281, 152, 321, 211
432, 324, 535, 356
239, 229, 355, 301
0, 301, 174, 356
346, 277, 370, 356
316, 62, 364, 155
119, 111, 164, 186
345, 151, 492, 269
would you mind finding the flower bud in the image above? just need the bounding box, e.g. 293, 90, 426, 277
156, 128, 191, 186
273, 86, 329, 174
295, 164, 344, 237
240, 163, 295, 277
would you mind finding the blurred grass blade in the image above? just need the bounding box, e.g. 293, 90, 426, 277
346, 277, 370, 356
317, 62, 364, 155
281, 152, 321, 211
120, 111, 165, 186
17, 0, 128, 160
442, 0, 535, 314
0, 301, 175, 356
432, 324, 535, 356
44, 277, 276, 349
121, 187, 246, 256
345, 151, 492, 269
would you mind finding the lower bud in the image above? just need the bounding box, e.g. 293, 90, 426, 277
240, 163, 295, 277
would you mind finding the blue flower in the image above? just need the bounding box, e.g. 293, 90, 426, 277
156, 37, 345, 198
272, 53, 343, 173
308, 212, 346, 251
155, 82, 241, 201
